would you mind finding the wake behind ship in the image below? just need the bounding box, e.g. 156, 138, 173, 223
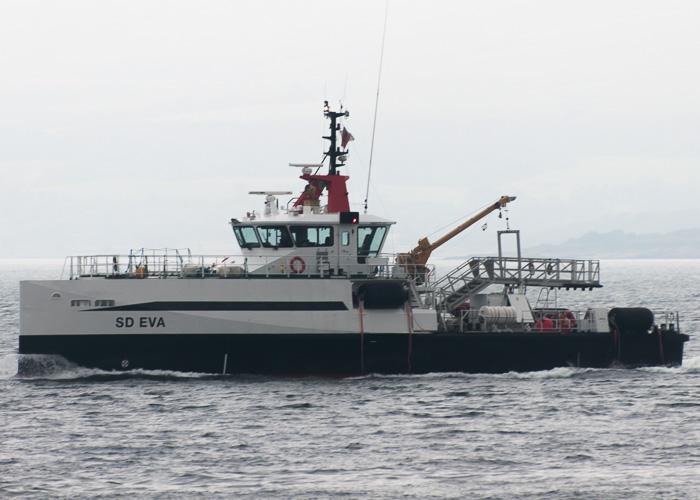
18, 103, 689, 376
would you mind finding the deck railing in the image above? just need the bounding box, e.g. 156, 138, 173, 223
61, 251, 598, 293
448, 307, 681, 334
62, 250, 401, 280
435, 256, 601, 290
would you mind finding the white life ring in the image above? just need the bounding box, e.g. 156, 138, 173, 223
290, 256, 306, 274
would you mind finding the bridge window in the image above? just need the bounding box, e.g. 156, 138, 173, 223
358, 226, 387, 259
95, 300, 116, 307
70, 300, 92, 307
233, 226, 261, 249
290, 226, 334, 247
257, 226, 293, 248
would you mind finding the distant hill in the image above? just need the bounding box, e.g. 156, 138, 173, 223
523, 228, 700, 259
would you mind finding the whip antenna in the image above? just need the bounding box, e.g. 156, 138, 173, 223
364, 0, 389, 214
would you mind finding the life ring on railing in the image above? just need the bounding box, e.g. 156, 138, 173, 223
290, 256, 306, 274
559, 310, 576, 333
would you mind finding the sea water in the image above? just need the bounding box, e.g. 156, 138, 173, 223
1, 259, 699, 499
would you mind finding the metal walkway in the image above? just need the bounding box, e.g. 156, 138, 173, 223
434, 256, 601, 312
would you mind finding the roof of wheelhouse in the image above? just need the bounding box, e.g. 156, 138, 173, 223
235, 213, 395, 225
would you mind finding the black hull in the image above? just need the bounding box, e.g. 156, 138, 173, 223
18, 330, 689, 376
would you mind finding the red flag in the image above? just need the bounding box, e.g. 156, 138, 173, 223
341, 127, 354, 148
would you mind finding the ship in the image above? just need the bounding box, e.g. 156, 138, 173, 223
18, 102, 689, 376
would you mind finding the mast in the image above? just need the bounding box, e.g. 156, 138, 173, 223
292, 102, 352, 213
322, 100, 349, 176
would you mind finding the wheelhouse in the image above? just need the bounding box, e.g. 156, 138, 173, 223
230, 213, 394, 277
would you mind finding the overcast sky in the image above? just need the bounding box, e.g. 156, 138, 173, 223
1, 1, 699, 258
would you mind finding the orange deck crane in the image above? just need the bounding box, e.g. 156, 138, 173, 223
397, 195, 516, 282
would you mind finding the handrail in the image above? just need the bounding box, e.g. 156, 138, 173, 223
62, 252, 402, 280
432, 256, 602, 313
60, 252, 600, 304
447, 306, 681, 334
435, 256, 601, 289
